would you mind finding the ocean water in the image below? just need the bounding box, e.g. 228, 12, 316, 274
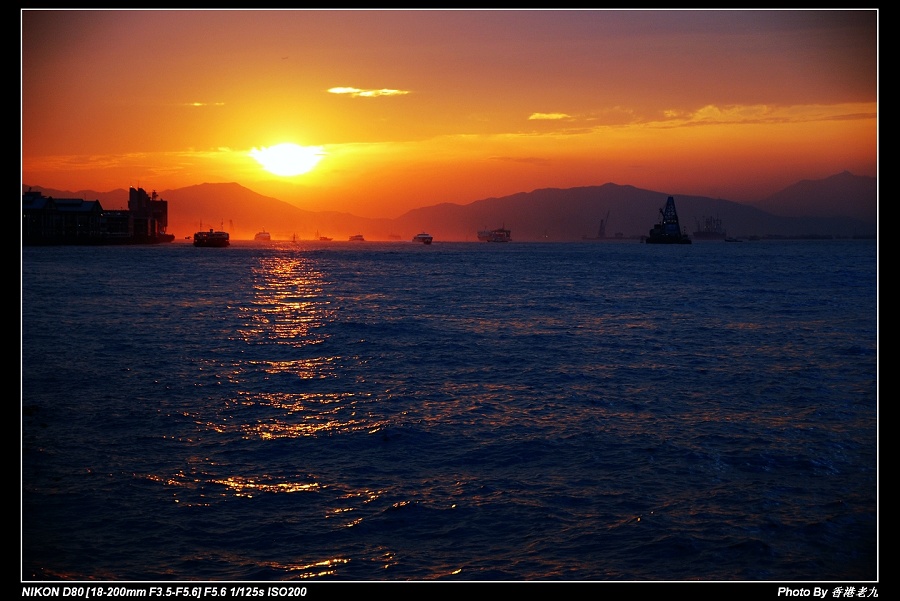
21, 239, 878, 582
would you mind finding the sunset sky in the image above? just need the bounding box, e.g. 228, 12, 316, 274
21, 9, 878, 218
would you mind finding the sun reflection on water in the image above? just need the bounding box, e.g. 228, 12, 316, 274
232, 253, 373, 437
243, 415, 386, 439
254, 557, 350, 579
210, 475, 321, 497
238, 254, 334, 345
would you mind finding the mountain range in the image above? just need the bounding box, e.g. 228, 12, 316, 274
23, 170, 877, 242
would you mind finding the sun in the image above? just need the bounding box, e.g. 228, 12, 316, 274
250, 143, 324, 176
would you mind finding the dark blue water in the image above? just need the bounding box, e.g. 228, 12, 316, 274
21, 239, 878, 581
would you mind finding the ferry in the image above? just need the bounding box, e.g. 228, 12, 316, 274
254, 230, 271, 241
413, 233, 433, 244
193, 228, 230, 247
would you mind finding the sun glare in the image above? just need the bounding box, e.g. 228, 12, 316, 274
250, 143, 324, 176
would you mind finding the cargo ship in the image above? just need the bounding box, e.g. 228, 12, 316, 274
477, 226, 511, 243
693, 216, 726, 240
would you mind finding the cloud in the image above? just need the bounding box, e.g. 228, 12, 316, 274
527, 102, 875, 132
528, 112, 572, 120
673, 103, 877, 127
489, 156, 553, 166
328, 87, 410, 98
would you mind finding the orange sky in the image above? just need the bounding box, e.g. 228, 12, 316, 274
21, 9, 878, 219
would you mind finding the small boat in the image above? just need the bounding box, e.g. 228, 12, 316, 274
254, 230, 271, 241
477, 227, 511, 243
644, 196, 692, 244
413, 233, 433, 244
348, 234, 365, 241
193, 228, 230, 247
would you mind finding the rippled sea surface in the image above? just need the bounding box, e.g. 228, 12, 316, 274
21, 239, 878, 582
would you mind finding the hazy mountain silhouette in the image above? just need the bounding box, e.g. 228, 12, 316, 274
749, 171, 877, 222
23, 171, 877, 241
155, 183, 400, 242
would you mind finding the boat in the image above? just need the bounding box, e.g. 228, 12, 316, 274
193, 228, 230, 247
254, 230, 271, 241
693, 216, 726, 240
644, 196, 692, 244
413, 233, 433, 244
348, 234, 365, 241
477, 227, 511, 243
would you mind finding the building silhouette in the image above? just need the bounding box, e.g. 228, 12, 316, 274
22, 186, 174, 245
